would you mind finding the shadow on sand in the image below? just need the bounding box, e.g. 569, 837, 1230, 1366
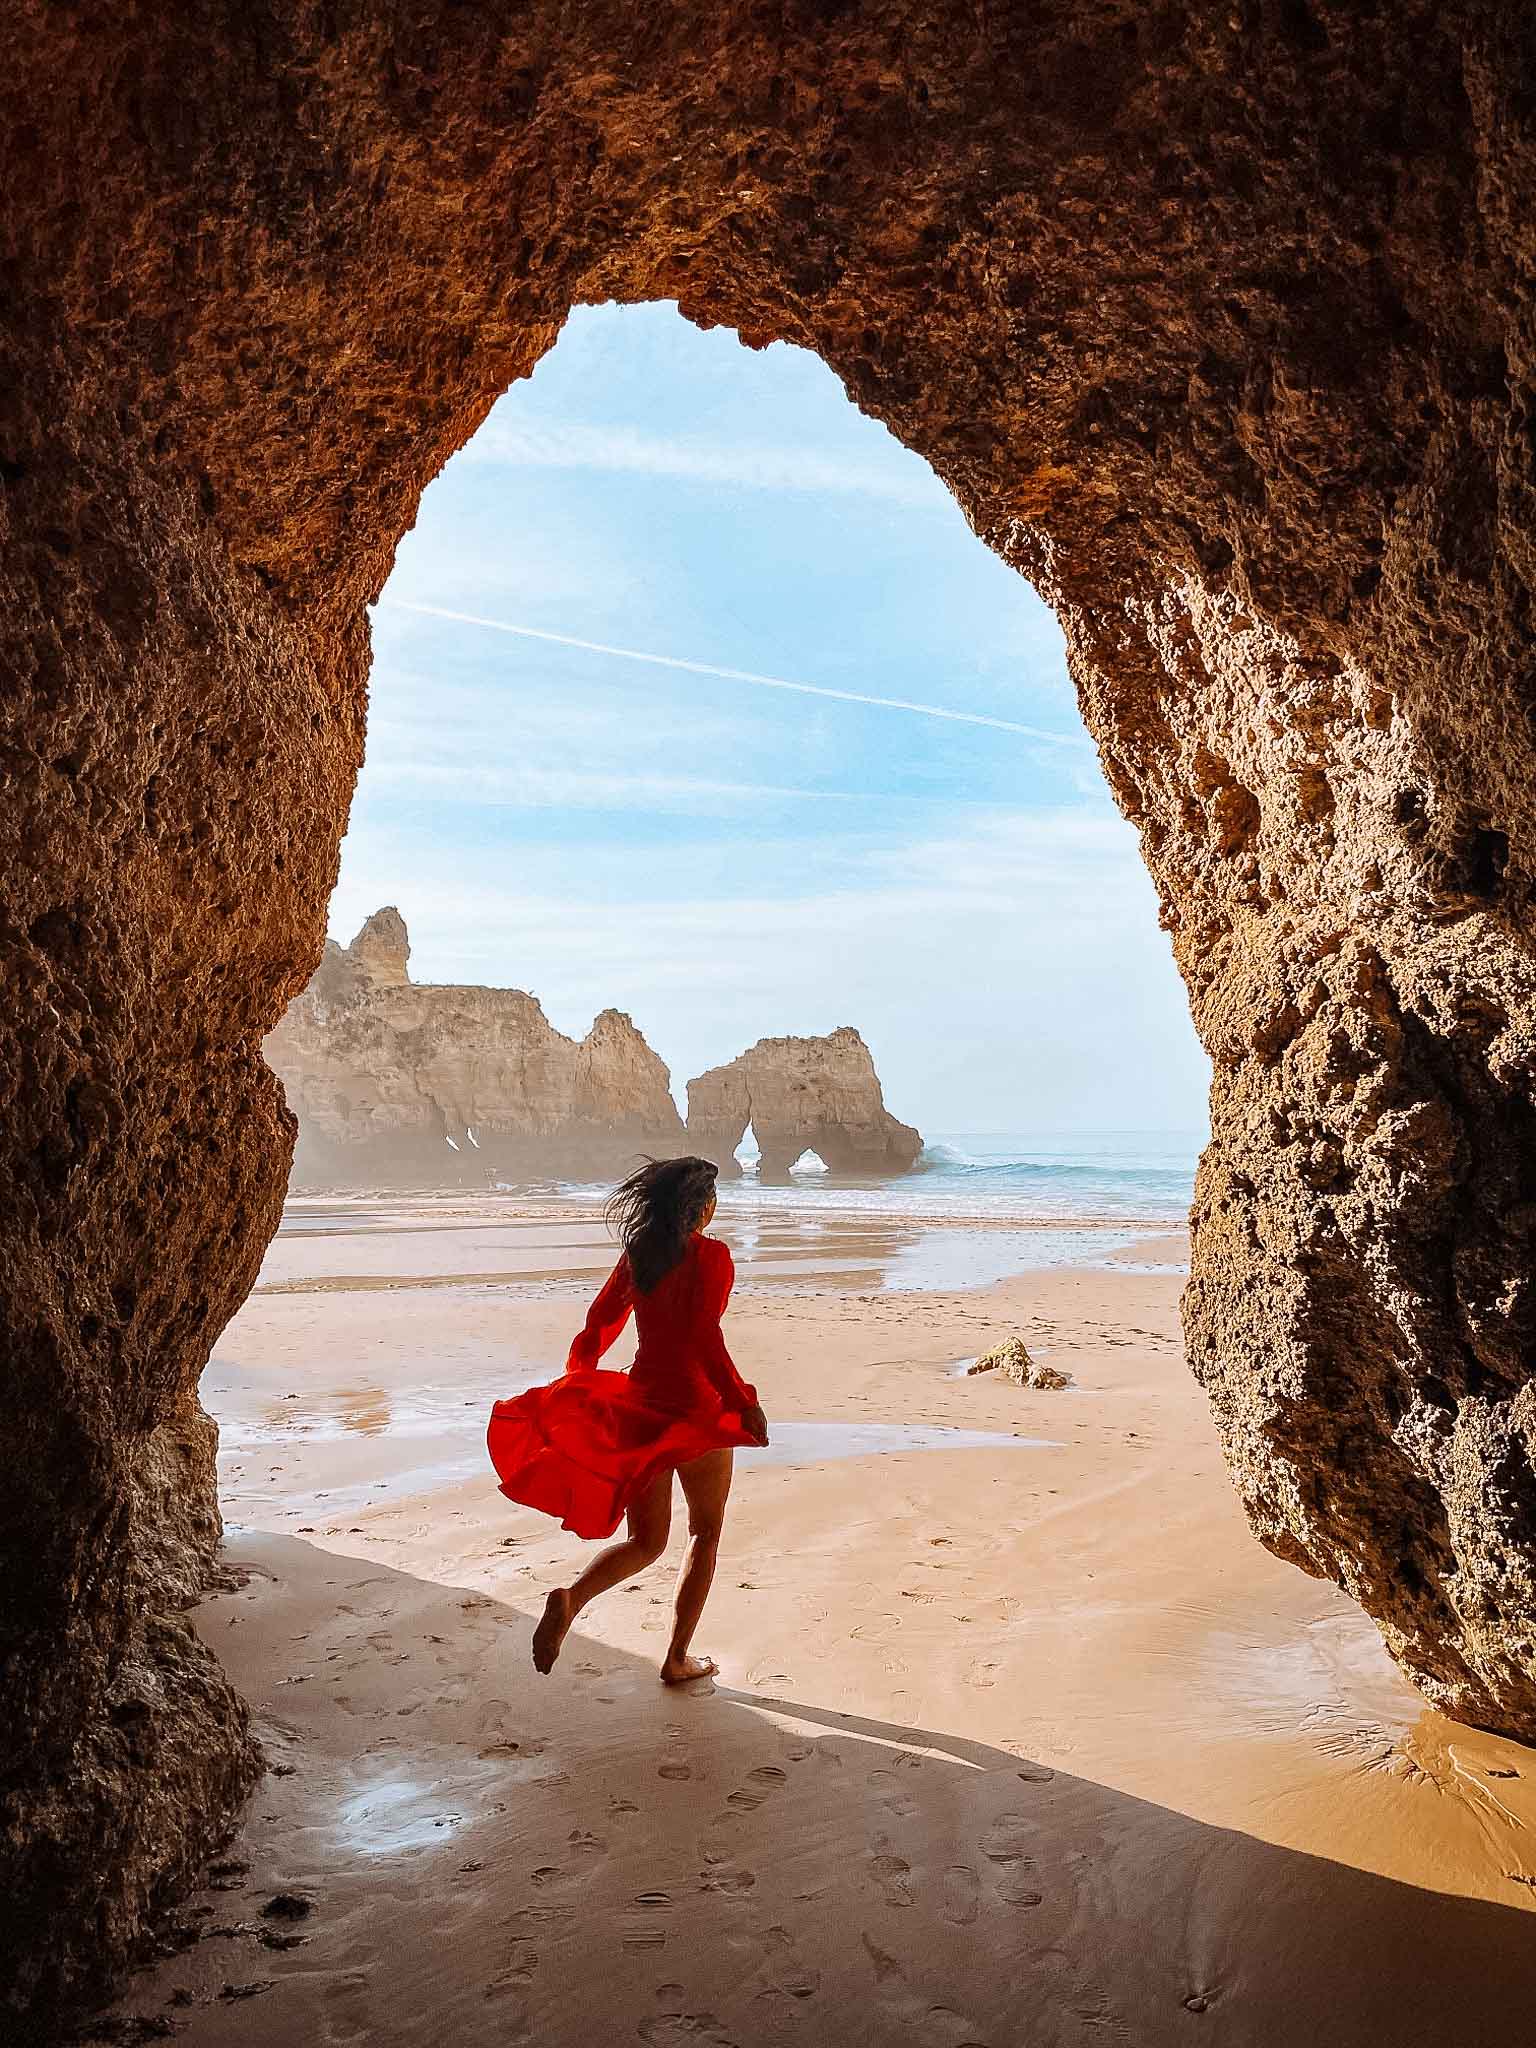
95, 1535, 1536, 2048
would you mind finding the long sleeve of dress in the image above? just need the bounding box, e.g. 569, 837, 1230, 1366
565, 1257, 635, 1373
695, 1239, 757, 1410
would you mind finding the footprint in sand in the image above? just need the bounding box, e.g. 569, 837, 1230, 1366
860, 1936, 989, 2041
637, 2012, 736, 2046
623, 1890, 674, 1950
724, 1763, 788, 1813
1071, 1974, 1133, 2038
979, 1814, 1036, 1864
657, 1726, 695, 1783
322, 1967, 374, 2036
995, 1871, 1043, 1907
862, 1932, 903, 1982
529, 1833, 607, 1888
869, 1851, 914, 1908
756, 1923, 820, 2002
868, 1768, 919, 1818
942, 1864, 980, 1925
485, 1938, 540, 1994
926, 2010, 993, 2047
514, 1898, 577, 1931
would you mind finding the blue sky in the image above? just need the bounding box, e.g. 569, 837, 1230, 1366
338, 302, 1209, 1132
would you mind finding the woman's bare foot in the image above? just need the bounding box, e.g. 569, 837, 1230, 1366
660, 1651, 717, 1686
532, 1587, 574, 1674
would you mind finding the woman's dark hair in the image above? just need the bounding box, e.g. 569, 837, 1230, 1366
606, 1155, 719, 1293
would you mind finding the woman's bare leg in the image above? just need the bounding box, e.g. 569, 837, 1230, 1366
532, 1470, 672, 1674
661, 1449, 734, 1685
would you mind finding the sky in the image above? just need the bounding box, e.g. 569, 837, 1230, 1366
336, 301, 1210, 1133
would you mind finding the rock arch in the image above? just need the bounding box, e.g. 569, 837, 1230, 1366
5, 0, 1536, 2021
687, 1029, 923, 1178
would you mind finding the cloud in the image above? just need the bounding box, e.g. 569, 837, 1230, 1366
360, 758, 974, 813
330, 806, 1162, 995
460, 412, 952, 512
334, 804, 1151, 952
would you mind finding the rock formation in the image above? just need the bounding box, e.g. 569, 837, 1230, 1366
265, 915, 918, 1186
7, 0, 1536, 2028
970, 1337, 1073, 1391
264, 909, 685, 1182
687, 1029, 922, 1179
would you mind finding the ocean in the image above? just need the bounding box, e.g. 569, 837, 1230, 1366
549, 1128, 1203, 1231
710, 1127, 1202, 1224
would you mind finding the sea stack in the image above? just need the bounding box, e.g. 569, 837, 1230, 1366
686, 1027, 922, 1178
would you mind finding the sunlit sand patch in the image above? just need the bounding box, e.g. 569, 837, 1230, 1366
738, 1422, 1062, 1467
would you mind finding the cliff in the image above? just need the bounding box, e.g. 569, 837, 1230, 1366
264, 910, 685, 1183
266, 915, 922, 1189
686, 1027, 923, 1179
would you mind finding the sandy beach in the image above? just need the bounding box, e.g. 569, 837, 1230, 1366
96, 1198, 1536, 2046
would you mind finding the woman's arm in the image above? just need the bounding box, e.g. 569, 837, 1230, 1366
565, 1257, 635, 1373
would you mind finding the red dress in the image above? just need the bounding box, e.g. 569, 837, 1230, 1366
486, 1235, 759, 1540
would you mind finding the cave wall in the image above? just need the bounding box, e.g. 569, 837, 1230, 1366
4, 0, 1536, 2022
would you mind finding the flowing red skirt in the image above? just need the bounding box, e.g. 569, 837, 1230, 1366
487, 1369, 756, 1540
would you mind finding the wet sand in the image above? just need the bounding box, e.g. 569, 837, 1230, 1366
98, 1201, 1536, 2045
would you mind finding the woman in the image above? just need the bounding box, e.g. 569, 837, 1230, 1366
487, 1156, 768, 1685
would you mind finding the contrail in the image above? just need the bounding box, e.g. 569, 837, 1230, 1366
377, 598, 1084, 746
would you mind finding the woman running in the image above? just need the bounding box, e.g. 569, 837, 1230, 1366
487, 1156, 768, 1684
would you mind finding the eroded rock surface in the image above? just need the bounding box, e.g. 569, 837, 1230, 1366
265, 910, 685, 1181
971, 1337, 1073, 1391
687, 1028, 922, 1179
6, 0, 1536, 2027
